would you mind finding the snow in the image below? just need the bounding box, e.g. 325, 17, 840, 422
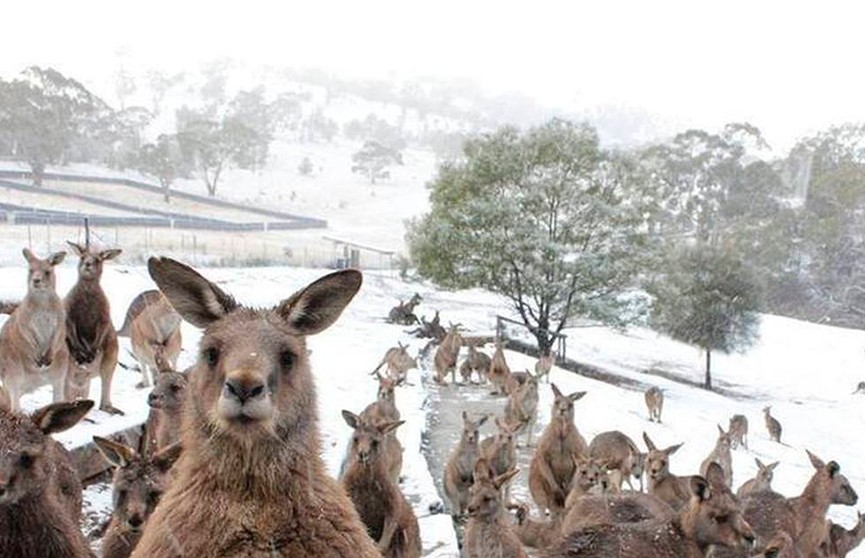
2, 260, 864, 556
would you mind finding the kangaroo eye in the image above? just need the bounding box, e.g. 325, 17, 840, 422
202, 347, 219, 367
279, 350, 294, 368
18, 453, 34, 469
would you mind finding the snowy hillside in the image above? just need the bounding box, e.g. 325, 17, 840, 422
1, 260, 863, 556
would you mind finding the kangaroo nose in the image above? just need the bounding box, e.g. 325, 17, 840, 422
223, 378, 266, 404
128, 515, 144, 529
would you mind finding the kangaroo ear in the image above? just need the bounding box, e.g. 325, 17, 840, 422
93, 436, 137, 468
99, 249, 122, 261
341, 410, 361, 430
642, 432, 657, 451
379, 420, 405, 435
569, 391, 586, 402
152, 442, 183, 473
66, 241, 85, 256
31, 400, 94, 434
551, 383, 563, 398
22, 248, 37, 263
806, 449, 825, 471
493, 468, 519, 490
477, 414, 489, 427
689, 475, 712, 502
148, 257, 237, 329
664, 442, 683, 456
277, 269, 362, 335
48, 251, 66, 266
704, 461, 726, 487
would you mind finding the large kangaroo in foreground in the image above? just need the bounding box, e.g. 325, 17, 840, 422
130, 258, 381, 558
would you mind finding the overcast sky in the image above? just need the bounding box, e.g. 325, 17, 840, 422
3, 1, 864, 151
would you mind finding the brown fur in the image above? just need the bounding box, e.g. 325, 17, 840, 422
95, 438, 182, 558
645, 386, 663, 422
529, 384, 588, 520
487, 338, 511, 395
822, 512, 865, 557
433, 324, 462, 384
120, 290, 182, 388
736, 458, 778, 499
588, 431, 645, 492
463, 468, 526, 558
341, 412, 420, 558
722, 451, 858, 558
729, 414, 749, 450
545, 463, 756, 558
0, 249, 70, 411
64, 241, 124, 414
467, 343, 491, 383
504, 370, 539, 447
534, 353, 554, 383
510, 502, 562, 548
130, 258, 380, 558
700, 424, 734, 487
560, 491, 674, 536
388, 293, 422, 325
143, 361, 188, 455
0, 400, 94, 558
444, 412, 488, 517
750, 531, 801, 557
642, 431, 691, 511
563, 455, 606, 510
371, 342, 417, 383
357, 373, 404, 482
763, 407, 782, 443
480, 417, 518, 503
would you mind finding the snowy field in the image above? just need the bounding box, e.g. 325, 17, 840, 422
2, 259, 864, 556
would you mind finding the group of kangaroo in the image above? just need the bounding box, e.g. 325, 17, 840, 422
0, 251, 862, 558
430, 332, 862, 557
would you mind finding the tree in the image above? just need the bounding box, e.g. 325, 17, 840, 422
351, 140, 403, 184
407, 119, 650, 355
0, 66, 111, 185
298, 156, 314, 176
137, 134, 185, 202
648, 246, 763, 389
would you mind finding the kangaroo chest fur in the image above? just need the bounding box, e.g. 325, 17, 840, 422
24, 307, 62, 357
345, 472, 392, 541
0, 497, 90, 558
67, 283, 109, 344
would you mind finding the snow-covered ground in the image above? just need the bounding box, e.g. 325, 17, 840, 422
3, 260, 865, 556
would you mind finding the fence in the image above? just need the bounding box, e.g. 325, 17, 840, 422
495, 315, 568, 361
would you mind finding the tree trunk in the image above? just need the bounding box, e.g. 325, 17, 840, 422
535, 330, 554, 359
31, 161, 45, 187
704, 349, 712, 389
161, 179, 171, 203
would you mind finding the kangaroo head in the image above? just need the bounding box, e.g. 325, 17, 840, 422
67, 241, 121, 282
0, 400, 93, 506
148, 257, 361, 449
342, 410, 402, 468
22, 248, 65, 294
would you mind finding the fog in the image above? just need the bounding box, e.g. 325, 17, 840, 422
4, 1, 865, 150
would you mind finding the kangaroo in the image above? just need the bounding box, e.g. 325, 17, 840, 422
480, 417, 518, 503
563, 455, 607, 510
64, 241, 124, 414
504, 369, 539, 447
545, 462, 756, 558
130, 258, 381, 557
763, 407, 782, 443
0, 399, 94, 558
822, 511, 865, 557
444, 412, 488, 518
341, 411, 421, 558
642, 431, 691, 511
728, 451, 859, 558
118, 289, 182, 389
561, 491, 674, 536
371, 342, 417, 383
487, 338, 511, 396
700, 424, 734, 487
94, 437, 182, 558
510, 501, 563, 549
433, 323, 462, 384
729, 414, 749, 450
645, 386, 664, 422
462, 468, 526, 558
143, 352, 188, 455
355, 373, 404, 483
0, 249, 69, 412
388, 293, 422, 325
588, 430, 646, 492
737, 458, 779, 498
467, 343, 491, 384
529, 384, 588, 520
534, 352, 553, 383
